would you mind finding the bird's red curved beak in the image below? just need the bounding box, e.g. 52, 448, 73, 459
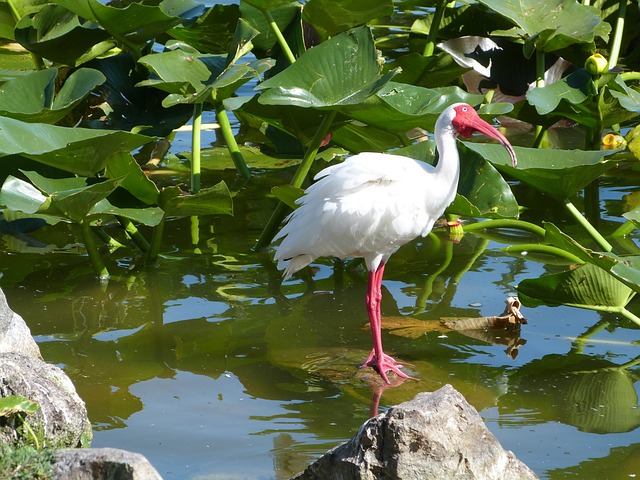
468, 117, 518, 168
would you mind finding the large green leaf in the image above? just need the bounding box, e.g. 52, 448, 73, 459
104, 152, 159, 206
168, 4, 240, 54
14, 4, 114, 65
543, 222, 640, 295
518, 262, 633, 309
54, 0, 205, 46
88, 198, 164, 226
22, 171, 124, 223
83, 54, 193, 136
0, 67, 105, 123
341, 82, 484, 132
302, 0, 393, 38
479, 0, 610, 54
138, 48, 228, 95
0, 175, 49, 214
239, 1, 300, 53
138, 39, 272, 106
463, 142, 616, 200
256, 26, 399, 108
0, 116, 153, 176
172, 145, 305, 172
525, 69, 590, 116
233, 94, 350, 147
160, 182, 233, 217
0, 395, 39, 417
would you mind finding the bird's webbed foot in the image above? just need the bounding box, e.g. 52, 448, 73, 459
360, 350, 415, 384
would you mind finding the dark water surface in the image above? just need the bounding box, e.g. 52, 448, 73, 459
1, 166, 639, 479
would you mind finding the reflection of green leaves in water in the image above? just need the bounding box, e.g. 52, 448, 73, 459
505, 354, 640, 434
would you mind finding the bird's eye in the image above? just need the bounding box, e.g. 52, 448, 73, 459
462, 106, 468, 112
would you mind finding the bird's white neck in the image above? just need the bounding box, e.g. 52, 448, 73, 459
433, 123, 461, 203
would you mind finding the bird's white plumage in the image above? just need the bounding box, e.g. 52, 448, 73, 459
271, 102, 516, 383
274, 104, 463, 279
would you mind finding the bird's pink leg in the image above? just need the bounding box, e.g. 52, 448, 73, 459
361, 262, 411, 383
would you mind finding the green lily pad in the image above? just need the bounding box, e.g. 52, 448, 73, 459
0, 116, 153, 176
302, 0, 393, 38
0, 395, 39, 417
83, 54, 193, 136
479, 0, 610, 54
175, 145, 304, 171
14, 4, 114, 66
256, 26, 399, 108
168, 4, 240, 54
104, 152, 159, 206
138, 40, 272, 107
88, 199, 164, 226
342, 82, 484, 132
463, 142, 616, 200
0, 175, 49, 214
543, 222, 640, 295
525, 69, 591, 116
22, 171, 124, 223
54, 0, 205, 47
239, 1, 300, 53
160, 182, 233, 217
518, 261, 633, 309
234, 95, 350, 147
0, 67, 105, 123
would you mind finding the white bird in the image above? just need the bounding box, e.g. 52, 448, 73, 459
273, 103, 517, 384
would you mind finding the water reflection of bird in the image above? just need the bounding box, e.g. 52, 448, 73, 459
274, 103, 517, 384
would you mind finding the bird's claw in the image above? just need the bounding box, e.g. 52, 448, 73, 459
360, 353, 415, 384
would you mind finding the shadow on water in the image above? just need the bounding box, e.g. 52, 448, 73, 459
1, 170, 639, 479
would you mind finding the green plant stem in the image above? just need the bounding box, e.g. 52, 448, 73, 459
618, 355, 640, 370
216, 105, 251, 179
620, 72, 640, 82
254, 110, 337, 250
423, 1, 447, 57
415, 238, 454, 310
608, 0, 627, 69
533, 49, 546, 144
20, 416, 39, 449
147, 216, 166, 264
621, 307, 640, 327
191, 103, 203, 194
191, 216, 202, 255
264, 9, 296, 64
463, 218, 546, 237
561, 303, 640, 327
92, 227, 125, 251
611, 220, 636, 237
532, 125, 548, 148
81, 220, 109, 279
503, 244, 585, 264
564, 199, 613, 251
116, 216, 149, 253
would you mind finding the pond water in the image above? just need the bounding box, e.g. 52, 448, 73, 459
1, 161, 639, 479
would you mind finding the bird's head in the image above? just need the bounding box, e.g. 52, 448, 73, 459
447, 103, 517, 168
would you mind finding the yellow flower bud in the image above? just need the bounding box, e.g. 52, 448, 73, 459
585, 53, 608, 76
602, 133, 626, 150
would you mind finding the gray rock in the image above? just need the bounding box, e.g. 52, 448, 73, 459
0, 288, 41, 358
52, 448, 163, 480
292, 384, 538, 480
0, 353, 93, 448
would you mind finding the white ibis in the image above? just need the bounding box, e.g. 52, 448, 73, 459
273, 103, 518, 384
